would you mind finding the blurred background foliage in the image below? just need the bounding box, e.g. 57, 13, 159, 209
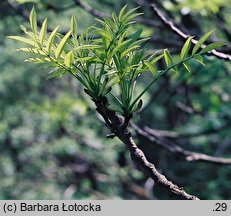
0, 0, 231, 199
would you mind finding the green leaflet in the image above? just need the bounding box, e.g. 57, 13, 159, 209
46, 68, 67, 79
194, 55, 205, 66
107, 104, 124, 114
24, 57, 51, 63
102, 18, 116, 31
46, 26, 60, 54
171, 66, 178, 73
102, 87, 112, 96
144, 60, 157, 76
131, 99, 143, 113
122, 38, 148, 54
199, 42, 227, 54
123, 7, 142, 23
7, 36, 35, 46
55, 31, 72, 59
70, 15, 77, 36
119, 5, 127, 21
17, 47, 46, 55
120, 45, 140, 58
77, 56, 94, 62
192, 30, 214, 55
112, 12, 119, 25
95, 28, 112, 40
108, 93, 124, 114
128, 28, 143, 43
181, 36, 193, 60
64, 51, 74, 67
20, 25, 27, 33
164, 49, 172, 67
29, 7, 37, 34
183, 61, 191, 73
73, 44, 100, 51
124, 12, 143, 23
39, 18, 47, 45
110, 39, 133, 58
149, 53, 164, 64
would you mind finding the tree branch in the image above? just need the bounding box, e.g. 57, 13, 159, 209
133, 123, 231, 165
151, 4, 231, 61
144, 123, 230, 139
94, 97, 199, 200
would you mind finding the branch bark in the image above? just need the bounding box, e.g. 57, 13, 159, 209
94, 97, 199, 200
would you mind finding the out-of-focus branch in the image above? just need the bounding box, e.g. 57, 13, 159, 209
151, 4, 231, 61
94, 97, 199, 200
144, 123, 230, 139
176, 101, 205, 115
133, 123, 231, 165
176, 101, 231, 121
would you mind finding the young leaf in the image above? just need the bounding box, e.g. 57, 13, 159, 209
29, 7, 37, 34
194, 55, 205, 66
70, 15, 77, 36
39, 18, 47, 45
110, 40, 133, 58
128, 28, 143, 42
77, 56, 94, 62
64, 51, 74, 67
171, 66, 178, 73
131, 99, 143, 113
84, 88, 98, 99
149, 53, 164, 64
73, 44, 100, 51
123, 7, 141, 23
102, 87, 112, 96
7, 36, 35, 46
119, 5, 127, 21
183, 61, 191, 73
181, 36, 193, 60
124, 12, 143, 24
192, 30, 214, 55
164, 49, 172, 67
101, 18, 116, 30
20, 25, 27, 33
121, 45, 140, 58
46, 26, 60, 54
108, 94, 124, 114
17, 47, 46, 55
112, 12, 119, 25
95, 28, 112, 40
107, 104, 124, 114
46, 68, 67, 79
144, 60, 157, 76
24, 57, 51, 63
55, 31, 72, 59
121, 38, 146, 58
199, 42, 226, 55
